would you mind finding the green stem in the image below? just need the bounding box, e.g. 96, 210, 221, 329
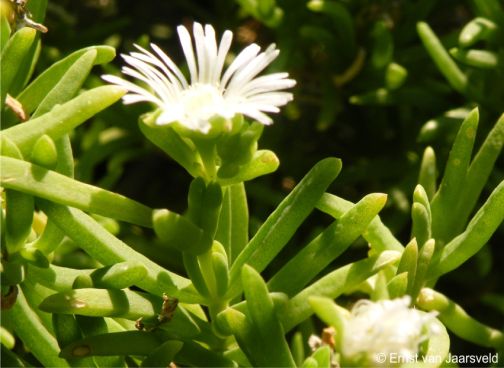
208, 300, 229, 326
194, 139, 217, 181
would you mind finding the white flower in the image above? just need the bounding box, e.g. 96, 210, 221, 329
102, 22, 296, 133
342, 296, 437, 366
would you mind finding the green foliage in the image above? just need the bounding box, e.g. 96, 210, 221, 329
1, 1, 503, 367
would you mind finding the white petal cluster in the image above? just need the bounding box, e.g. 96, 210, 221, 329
103, 23, 295, 133
342, 296, 438, 366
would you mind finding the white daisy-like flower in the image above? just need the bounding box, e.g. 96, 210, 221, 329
102, 22, 296, 134
342, 296, 438, 366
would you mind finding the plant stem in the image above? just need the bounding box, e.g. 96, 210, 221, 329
193, 139, 217, 181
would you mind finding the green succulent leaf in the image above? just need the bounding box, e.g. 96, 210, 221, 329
17, 46, 115, 117
3, 288, 69, 367
418, 147, 437, 200
411, 203, 431, 247
0, 16, 11, 52
218, 150, 280, 185
241, 265, 296, 367
450, 48, 498, 69
434, 180, 504, 276
316, 193, 403, 252
1, 85, 125, 156
40, 288, 200, 339
411, 239, 435, 300
387, 272, 408, 298
153, 209, 207, 255
370, 21, 393, 69
279, 250, 401, 332
268, 193, 388, 296
418, 288, 503, 349
59, 331, 161, 358
1, 156, 152, 227
4, 189, 34, 254
37, 202, 200, 303
430, 108, 479, 243
211, 253, 229, 299
26, 0, 48, 23
30, 134, 58, 169
290, 332, 305, 367
175, 340, 235, 367
40, 288, 161, 319
417, 21, 467, 94
88, 261, 148, 289
302, 356, 319, 368
52, 314, 95, 368
74, 316, 125, 368
227, 157, 342, 299
385, 62, 408, 89
141, 340, 184, 368
32, 50, 98, 118
215, 183, 249, 262
311, 345, 331, 368
458, 17, 497, 47
27, 264, 94, 292
397, 238, 418, 294
0, 27, 38, 107
457, 113, 504, 231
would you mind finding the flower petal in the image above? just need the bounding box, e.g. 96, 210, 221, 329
102, 74, 163, 106
193, 22, 209, 84
150, 43, 189, 88
177, 24, 198, 83
225, 44, 280, 94
229, 73, 296, 98
220, 43, 261, 91
122, 56, 175, 101
132, 44, 186, 90
213, 29, 232, 83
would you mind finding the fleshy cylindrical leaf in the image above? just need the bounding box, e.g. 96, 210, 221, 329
242, 265, 296, 367
459, 17, 497, 47
5, 189, 34, 254
59, 331, 161, 358
141, 340, 183, 367
417, 21, 467, 93
227, 157, 342, 299
418, 288, 503, 349
30, 134, 58, 169
385, 62, 408, 90
89, 261, 148, 289
153, 209, 208, 255
268, 193, 388, 296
